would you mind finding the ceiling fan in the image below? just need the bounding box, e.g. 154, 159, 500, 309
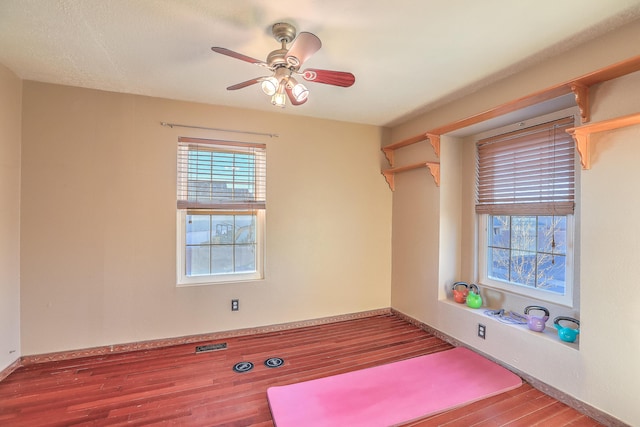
211, 22, 355, 107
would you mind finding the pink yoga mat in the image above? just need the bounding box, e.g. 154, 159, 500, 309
267, 346, 522, 427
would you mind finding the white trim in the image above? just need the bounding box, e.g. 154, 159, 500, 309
471, 106, 579, 141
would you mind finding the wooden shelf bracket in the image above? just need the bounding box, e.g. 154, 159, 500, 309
566, 112, 640, 169
570, 83, 590, 123
426, 133, 441, 157
382, 161, 440, 190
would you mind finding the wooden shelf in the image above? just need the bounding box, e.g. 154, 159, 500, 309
566, 112, 640, 169
382, 133, 440, 166
378, 55, 640, 191
379, 55, 640, 164
382, 162, 440, 191
427, 55, 640, 136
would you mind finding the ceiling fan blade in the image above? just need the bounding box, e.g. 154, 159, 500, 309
211, 47, 265, 65
227, 78, 262, 90
301, 69, 355, 87
285, 86, 308, 106
285, 32, 321, 67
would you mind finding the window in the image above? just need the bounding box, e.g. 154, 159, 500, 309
177, 137, 266, 285
476, 116, 576, 306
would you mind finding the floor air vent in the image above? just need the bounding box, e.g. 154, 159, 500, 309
195, 342, 227, 353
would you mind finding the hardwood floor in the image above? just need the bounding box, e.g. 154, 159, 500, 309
0, 314, 602, 426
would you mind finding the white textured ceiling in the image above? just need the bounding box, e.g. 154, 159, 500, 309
1, 0, 640, 127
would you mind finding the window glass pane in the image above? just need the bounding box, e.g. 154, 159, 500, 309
488, 247, 510, 281
510, 249, 536, 287
235, 215, 256, 244
489, 215, 510, 248
211, 215, 234, 244
537, 216, 567, 254
537, 216, 553, 253
552, 217, 567, 255
186, 245, 210, 276
537, 253, 566, 294
186, 215, 211, 245
211, 245, 233, 274
511, 216, 536, 251
235, 245, 256, 272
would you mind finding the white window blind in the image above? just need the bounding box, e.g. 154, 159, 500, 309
476, 117, 575, 215
177, 137, 266, 210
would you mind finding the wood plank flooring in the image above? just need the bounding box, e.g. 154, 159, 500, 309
0, 314, 602, 426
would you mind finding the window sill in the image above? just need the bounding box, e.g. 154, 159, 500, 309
439, 298, 579, 351
477, 279, 574, 309
177, 276, 264, 287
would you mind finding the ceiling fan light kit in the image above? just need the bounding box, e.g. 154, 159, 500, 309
211, 22, 355, 108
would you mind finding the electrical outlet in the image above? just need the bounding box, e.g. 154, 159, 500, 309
231, 299, 239, 311
478, 323, 486, 339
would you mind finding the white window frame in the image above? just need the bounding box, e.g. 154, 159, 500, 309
477, 213, 574, 306
176, 137, 266, 286
177, 209, 265, 286
475, 107, 579, 307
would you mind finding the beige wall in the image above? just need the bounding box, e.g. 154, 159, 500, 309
0, 64, 22, 371
389, 19, 640, 425
20, 82, 392, 355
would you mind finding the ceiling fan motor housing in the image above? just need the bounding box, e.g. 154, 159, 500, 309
266, 49, 290, 69
271, 22, 296, 44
